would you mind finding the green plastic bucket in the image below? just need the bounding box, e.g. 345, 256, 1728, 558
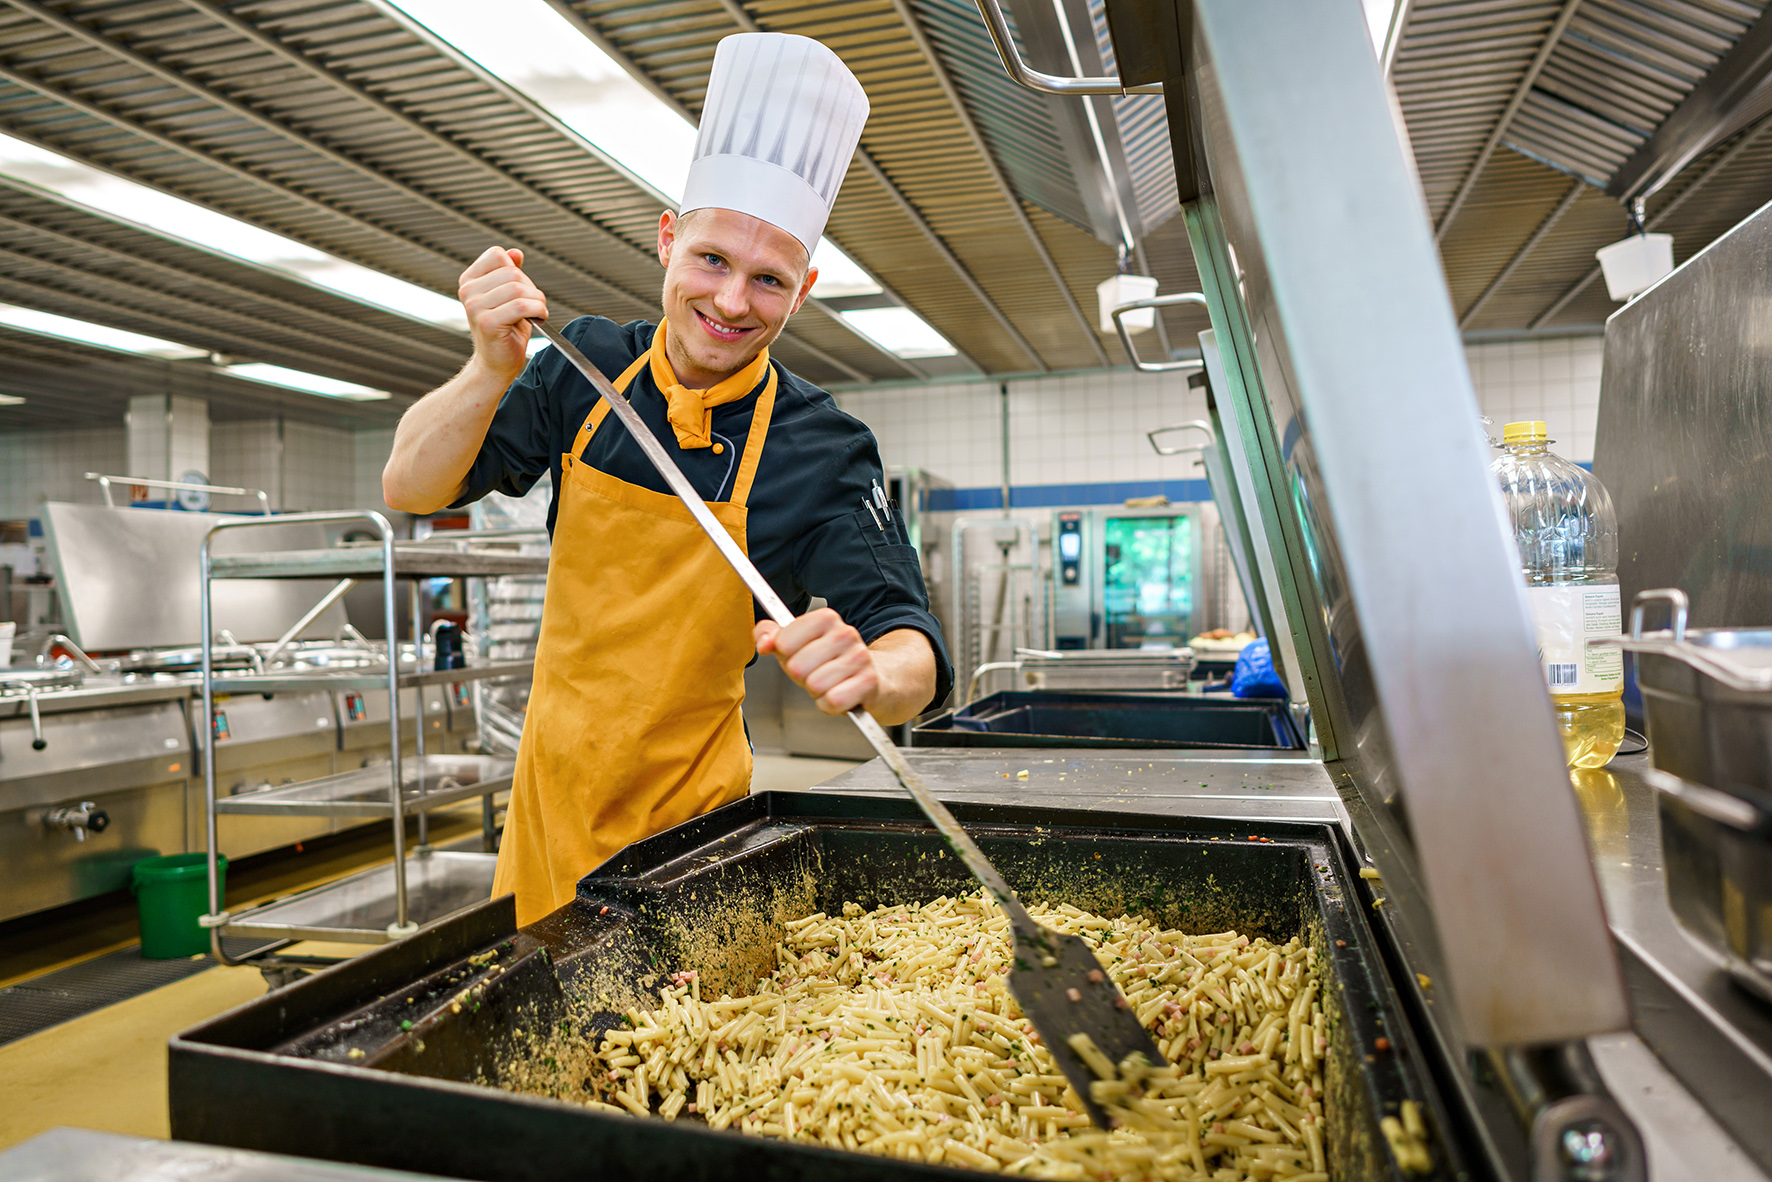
132, 853, 226, 960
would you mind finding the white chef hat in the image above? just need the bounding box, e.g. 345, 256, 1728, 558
680, 33, 870, 259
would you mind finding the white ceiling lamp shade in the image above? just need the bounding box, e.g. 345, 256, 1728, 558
1596, 232, 1674, 301
1097, 272, 1159, 334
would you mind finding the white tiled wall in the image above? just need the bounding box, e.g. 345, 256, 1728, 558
120, 393, 209, 486
1464, 337, 1605, 464
837, 369, 1210, 491
168, 395, 210, 484
210, 420, 377, 513
353, 428, 397, 518
835, 337, 1607, 493
125, 394, 168, 485
210, 421, 282, 511
0, 428, 127, 518
281, 421, 356, 512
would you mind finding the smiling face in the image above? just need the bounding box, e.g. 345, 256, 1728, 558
656, 208, 818, 389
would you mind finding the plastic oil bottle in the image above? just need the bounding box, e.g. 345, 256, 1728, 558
1492, 421, 1625, 768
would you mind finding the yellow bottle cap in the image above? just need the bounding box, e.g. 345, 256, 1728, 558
1502, 420, 1548, 445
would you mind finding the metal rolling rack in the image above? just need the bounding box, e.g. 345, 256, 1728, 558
196, 512, 548, 969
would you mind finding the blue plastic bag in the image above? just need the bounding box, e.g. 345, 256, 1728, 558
1231, 637, 1287, 699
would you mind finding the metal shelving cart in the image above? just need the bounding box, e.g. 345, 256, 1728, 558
196, 511, 549, 974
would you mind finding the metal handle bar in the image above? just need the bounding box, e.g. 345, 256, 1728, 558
969, 0, 1161, 96
86, 472, 271, 516
37, 633, 103, 674
1629, 587, 1689, 643
24, 685, 43, 750
1148, 420, 1215, 456
1112, 292, 1209, 373
1643, 768, 1764, 833
965, 660, 1022, 705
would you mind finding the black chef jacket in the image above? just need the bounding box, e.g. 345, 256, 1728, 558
453, 315, 953, 714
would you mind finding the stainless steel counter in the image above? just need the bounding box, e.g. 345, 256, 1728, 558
808, 747, 1771, 1180
0, 675, 194, 718
811, 747, 1338, 823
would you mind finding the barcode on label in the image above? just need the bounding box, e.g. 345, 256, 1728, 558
1547, 663, 1579, 688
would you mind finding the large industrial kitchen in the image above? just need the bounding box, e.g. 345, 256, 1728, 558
1, 0, 1769, 1179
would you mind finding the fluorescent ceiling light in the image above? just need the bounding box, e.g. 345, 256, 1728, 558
225, 362, 391, 401
838, 308, 957, 358
390, 0, 691, 198
811, 240, 881, 298
389, 0, 883, 300
0, 134, 467, 330
1361, 0, 1397, 56
0, 304, 208, 359
0, 393, 22, 405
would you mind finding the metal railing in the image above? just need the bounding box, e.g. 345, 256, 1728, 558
85, 472, 271, 516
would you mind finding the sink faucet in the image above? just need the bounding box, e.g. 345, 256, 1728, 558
37, 634, 102, 674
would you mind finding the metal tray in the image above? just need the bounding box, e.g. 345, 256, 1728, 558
214, 755, 515, 818
220, 850, 499, 944
170, 792, 1465, 1182
912, 690, 1302, 750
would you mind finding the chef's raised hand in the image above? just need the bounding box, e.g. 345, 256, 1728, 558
459, 246, 547, 385
756, 608, 879, 716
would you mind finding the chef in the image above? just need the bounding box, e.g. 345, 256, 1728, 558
382, 32, 952, 926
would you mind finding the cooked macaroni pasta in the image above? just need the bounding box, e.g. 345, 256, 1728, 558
559, 893, 1329, 1180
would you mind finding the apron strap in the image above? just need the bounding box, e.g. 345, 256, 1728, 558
567, 343, 778, 510
568, 349, 652, 460
728, 366, 778, 509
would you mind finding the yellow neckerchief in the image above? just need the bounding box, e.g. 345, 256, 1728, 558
647, 317, 771, 450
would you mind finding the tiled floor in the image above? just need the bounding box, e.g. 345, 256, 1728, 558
750, 752, 860, 793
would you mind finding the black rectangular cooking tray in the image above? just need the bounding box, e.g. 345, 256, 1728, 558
911, 691, 1302, 750
170, 792, 1465, 1181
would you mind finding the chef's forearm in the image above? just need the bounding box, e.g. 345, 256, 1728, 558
382, 358, 510, 514
865, 628, 937, 727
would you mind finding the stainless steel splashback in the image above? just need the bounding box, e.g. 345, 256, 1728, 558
1594, 198, 1772, 627
41, 503, 348, 652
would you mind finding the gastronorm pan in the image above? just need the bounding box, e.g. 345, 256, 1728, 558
1600, 590, 1772, 999
169, 792, 1463, 1181
912, 691, 1301, 751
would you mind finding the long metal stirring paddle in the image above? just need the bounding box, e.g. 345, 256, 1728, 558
528, 317, 1164, 1127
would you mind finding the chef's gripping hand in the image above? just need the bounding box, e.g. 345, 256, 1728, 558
756, 608, 876, 716
754, 611, 936, 727
459, 246, 547, 386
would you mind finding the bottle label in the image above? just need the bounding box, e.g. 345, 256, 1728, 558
1526, 584, 1623, 694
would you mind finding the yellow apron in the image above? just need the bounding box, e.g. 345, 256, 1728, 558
492, 344, 779, 926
